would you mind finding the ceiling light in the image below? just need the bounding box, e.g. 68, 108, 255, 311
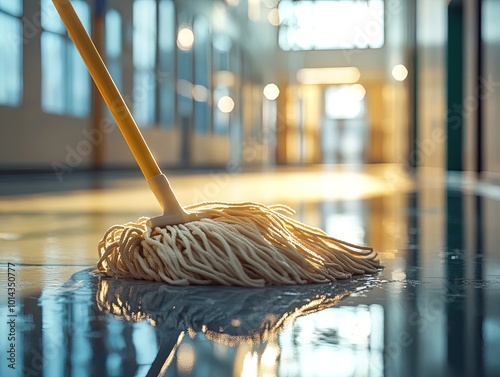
297, 67, 361, 85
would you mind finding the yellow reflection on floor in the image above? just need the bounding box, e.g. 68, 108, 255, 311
0, 164, 412, 213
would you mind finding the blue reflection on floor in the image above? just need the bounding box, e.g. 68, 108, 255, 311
1, 178, 500, 377
4, 269, 385, 377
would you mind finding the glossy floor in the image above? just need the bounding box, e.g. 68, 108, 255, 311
0, 166, 499, 377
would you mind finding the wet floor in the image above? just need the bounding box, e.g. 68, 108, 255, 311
1, 166, 500, 377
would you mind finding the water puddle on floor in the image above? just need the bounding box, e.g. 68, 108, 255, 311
1, 267, 389, 377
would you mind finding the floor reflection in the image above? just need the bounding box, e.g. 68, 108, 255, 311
1, 169, 500, 377
6, 269, 379, 377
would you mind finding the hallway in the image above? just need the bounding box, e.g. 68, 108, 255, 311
1, 0, 500, 376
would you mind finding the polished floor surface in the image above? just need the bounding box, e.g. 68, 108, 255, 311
1, 165, 499, 377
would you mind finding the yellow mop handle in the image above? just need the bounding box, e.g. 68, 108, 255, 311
52, 0, 161, 180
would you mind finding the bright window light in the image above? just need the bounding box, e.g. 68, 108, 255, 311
279, 0, 384, 51
325, 85, 366, 119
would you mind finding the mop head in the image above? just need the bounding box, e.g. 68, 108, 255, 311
97, 202, 381, 287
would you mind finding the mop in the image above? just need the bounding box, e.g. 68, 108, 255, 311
53, 0, 381, 287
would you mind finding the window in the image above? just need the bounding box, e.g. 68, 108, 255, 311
133, 0, 157, 127
279, 0, 384, 51
131, 0, 176, 128
176, 22, 193, 119
325, 85, 366, 119
41, 0, 91, 117
104, 9, 123, 120
0, 0, 22, 107
106, 9, 122, 91
158, 0, 175, 127
193, 17, 211, 134
213, 35, 232, 135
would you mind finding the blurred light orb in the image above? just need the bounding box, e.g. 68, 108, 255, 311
392, 64, 408, 81
263, 83, 280, 100
226, 0, 239, 6
267, 8, 281, 26
192, 85, 208, 102
177, 26, 194, 50
218, 96, 235, 113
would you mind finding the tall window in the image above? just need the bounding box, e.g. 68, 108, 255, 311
193, 17, 210, 134
279, 0, 384, 50
133, 0, 157, 127
132, 0, 176, 128
41, 0, 91, 117
106, 9, 122, 91
213, 35, 232, 135
176, 24, 193, 119
0, 0, 22, 107
158, 0, 175, 128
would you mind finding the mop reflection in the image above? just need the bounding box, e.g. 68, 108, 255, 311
95, 275, 366, 376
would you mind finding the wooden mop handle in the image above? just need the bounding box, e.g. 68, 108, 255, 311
52, 0, 161, 180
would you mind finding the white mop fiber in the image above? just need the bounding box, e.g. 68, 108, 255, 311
97, 201, 381, 287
